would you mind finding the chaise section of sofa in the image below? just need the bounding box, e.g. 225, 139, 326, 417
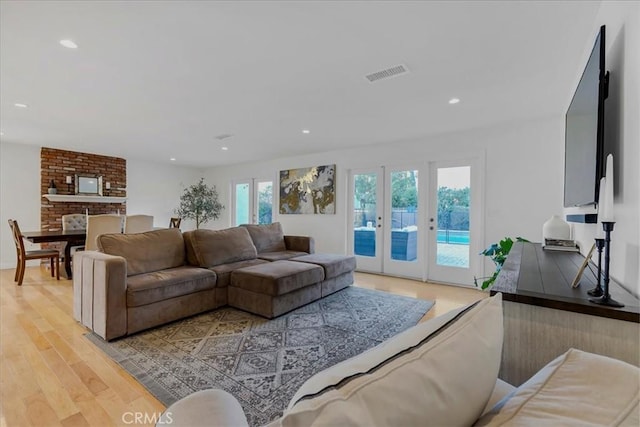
73, 228, 219, 341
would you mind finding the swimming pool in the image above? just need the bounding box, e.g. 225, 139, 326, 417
437, 230, 470, 245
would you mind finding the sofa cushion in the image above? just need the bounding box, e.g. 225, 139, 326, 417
126, 266, 217, 307
258, 250, 309, 261
210, 258, 269, 288
242, 222, 286, 253
291, 253, 356, 279
269, 294, 503, 427
184, 227, 257, 268
232, 260, 325, 296
97, 228, 185, 276
475, 348, 640, 426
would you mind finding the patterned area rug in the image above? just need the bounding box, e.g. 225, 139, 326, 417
86, 286, 434, 426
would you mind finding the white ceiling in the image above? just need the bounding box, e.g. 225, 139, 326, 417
0, 1, 601, 167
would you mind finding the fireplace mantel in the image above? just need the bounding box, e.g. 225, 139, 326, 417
43, 194, 127, 203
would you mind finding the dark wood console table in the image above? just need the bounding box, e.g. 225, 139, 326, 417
491, 242, 639, 385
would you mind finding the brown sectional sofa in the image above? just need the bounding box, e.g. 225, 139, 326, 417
73, 222, 355, 341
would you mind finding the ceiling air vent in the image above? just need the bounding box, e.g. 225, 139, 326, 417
215, 134, 234, 141
365, 64, 409, 83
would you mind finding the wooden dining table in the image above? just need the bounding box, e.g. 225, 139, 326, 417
22, 229, 86, 279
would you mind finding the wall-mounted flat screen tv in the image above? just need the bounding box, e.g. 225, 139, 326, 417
564, 25, 608, 207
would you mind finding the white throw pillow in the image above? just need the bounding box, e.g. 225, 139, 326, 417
268, 293, 504, 427
475, 348, 640, 426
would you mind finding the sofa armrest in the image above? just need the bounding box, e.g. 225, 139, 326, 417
157, 389, 248, 427
73, 251, 128, 341
284, 235, 315, 254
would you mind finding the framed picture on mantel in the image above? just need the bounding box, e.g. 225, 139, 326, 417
75, 174, 103, 196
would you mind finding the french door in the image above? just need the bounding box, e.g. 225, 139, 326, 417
349, 168, 384, 273
348, 158, 482, 285
348, 166, 423, 278
232, 178, 274, 226
426, 159, 481, 285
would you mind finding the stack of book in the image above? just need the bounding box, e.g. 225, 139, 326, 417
543, 238, 580, 252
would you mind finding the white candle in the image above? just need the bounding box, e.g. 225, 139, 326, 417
596, 177, 606, 238
600, 154, 615, 222
66, 175, 72, 184
105, 182, 111, 190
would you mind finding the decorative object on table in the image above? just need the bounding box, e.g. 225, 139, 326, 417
589, 154, 623, 308
474, 236, 529, 290
175, 178, 224, 228
570, 243, 596, 288
588, 178, 607, 296
47, 179, 57, 194
542, 238, 579, 252
65, 175, 73, 193
542, 214, 571, 240
85, 286, 434, 426
279, 164, 335, 214
169, 217, 182, 228
587, 239, 605, 296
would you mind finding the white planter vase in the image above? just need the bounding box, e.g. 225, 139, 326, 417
543, 215, 571, 240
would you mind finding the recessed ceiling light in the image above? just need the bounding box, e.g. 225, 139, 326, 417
14, 103, 28, 108
0, 132, 4, 136
59, 39, 78, 49
170, 158, 176, 161
448, 98, 460, 105
302, 129, 310, 134
221, 147, 229, 151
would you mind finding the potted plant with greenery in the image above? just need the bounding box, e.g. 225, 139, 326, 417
475, 237, 529, 290
175, 178, 224, 229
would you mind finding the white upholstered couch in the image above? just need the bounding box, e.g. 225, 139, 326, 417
157, 293, 640, 426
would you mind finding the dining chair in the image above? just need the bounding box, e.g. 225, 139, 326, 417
62, 213, 87, 231
86, 214, 123, 251
8, 219, 60, 286
124, 215, 154, 234
169, 217, 182, 229
62, 213, 87, 254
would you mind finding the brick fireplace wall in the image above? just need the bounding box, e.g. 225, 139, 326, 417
41, 147, 126, 251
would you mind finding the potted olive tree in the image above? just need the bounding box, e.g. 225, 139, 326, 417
175, 178, 224, 229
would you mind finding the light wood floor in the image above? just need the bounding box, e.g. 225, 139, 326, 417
0, 266, 485, 427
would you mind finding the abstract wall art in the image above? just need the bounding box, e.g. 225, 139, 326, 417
279, 164, 336, 214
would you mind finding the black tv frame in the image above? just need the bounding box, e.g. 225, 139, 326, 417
563, 25, 609, 208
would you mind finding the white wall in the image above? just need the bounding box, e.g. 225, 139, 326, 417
203, 116, 564, 281
565, 1, 640, 296
126, 159, 203, 231
0, 142, 42, 269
